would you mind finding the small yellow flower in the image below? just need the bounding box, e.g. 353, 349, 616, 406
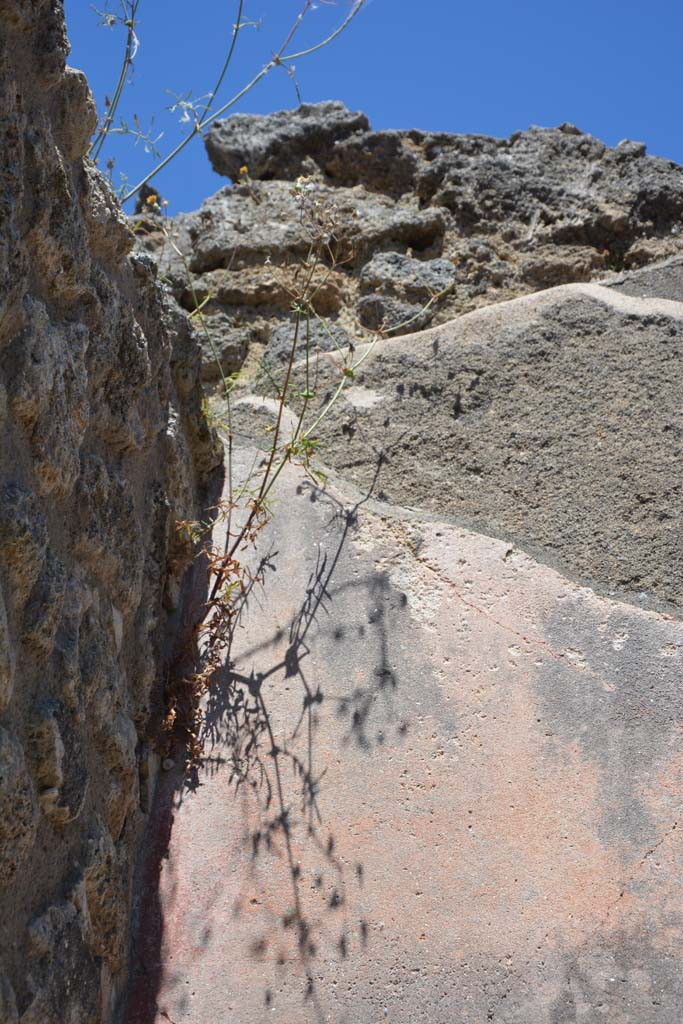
145, 193, 159, 206
239, 165, 249, 176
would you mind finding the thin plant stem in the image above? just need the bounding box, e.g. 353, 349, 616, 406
299, 336, 377, 442
209, 308, 302, 604
90, 0, 141, 163
200, 0, 245, 125
121, 0, 366, 203
292, 311, 312, 443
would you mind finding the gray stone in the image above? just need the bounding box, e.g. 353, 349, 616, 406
7, 298, 89, 497
264, 317, 351, 367
76, 457, 144, 615
22, 552, 67, 653
203, 106, 683, 274
84, 824, 129, 973
356, 293, 431, 335
95, 709, 138, 841
357, 252, 457, 334
28, 703, 66, 809
0, 727, 37, 885
28, 699, 88, 827
607, 254, 683, 302
326, 128, 422, 196
174, 180, 445, 276
161, 105, 683, 381
197, 311, 249, 381
293, 283, 683, 612
24, 881, 101, 1024
0, 485, 48, 608
359, 251, 457, 303
53, 67, 98, 161
205, 101, 369, 181
82, 162, 134, 261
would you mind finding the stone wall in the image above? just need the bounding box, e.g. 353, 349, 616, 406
134, 101, 683, 381
0, 2, 222, 1021
3, 7, 683, 1017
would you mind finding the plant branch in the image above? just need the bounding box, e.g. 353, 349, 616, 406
120, 0, 366, 203
90, 0, 141, 163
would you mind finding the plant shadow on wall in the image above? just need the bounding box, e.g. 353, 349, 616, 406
125, 463, 414, 1024
125, 176, 442, 1020
201, 474, 409, 1018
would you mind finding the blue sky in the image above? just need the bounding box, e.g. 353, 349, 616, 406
64, 0, 683, 213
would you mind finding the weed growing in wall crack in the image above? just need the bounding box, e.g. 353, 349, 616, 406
135, 182, 376, 754
133, 182, 456, 757
88, 1, 458, 1001
136, 184, 391, 994
133, 162, 455, 1011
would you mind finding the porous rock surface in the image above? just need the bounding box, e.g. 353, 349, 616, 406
297, 280, 683, 613
137, 101, 683, 378
0, 2, 221, 1021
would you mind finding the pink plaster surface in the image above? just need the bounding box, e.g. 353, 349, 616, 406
127, 463, 683, 1023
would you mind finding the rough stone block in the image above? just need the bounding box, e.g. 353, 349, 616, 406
84, 825, 129, 973
76, 457, 144, 615
357, 293, 431, 335
0, 3, 221, 1016
0, 484, 48, 609
359, 251, 457, 303
8, 299, 89, 497
22, 553, 66, 653
0, 727, 37, 885
205, 101, 369, 182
